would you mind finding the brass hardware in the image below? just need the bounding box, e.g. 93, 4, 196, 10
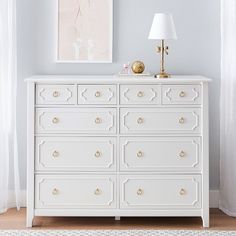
179, 91, 186, 98
95, 151, 102, 158
137, 117, 144, 124
179, 117, 185, 124
137, 151, 144, 158
179, 150, 186, 158
94, 188, 102, 195
52, 117, 59, 124
52, 188, 59, 195
95, 91, 101, 98
53, 91, 60, 97
179, 188, 186, 196
95, 117, 102, 124
137, 188, 143, 196
52, 151, 59, 158
137, 91, 144, 97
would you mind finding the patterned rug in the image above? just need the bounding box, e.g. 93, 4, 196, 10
0, 231, 236, 236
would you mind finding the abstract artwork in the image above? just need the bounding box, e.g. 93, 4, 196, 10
57, 0, 113, 62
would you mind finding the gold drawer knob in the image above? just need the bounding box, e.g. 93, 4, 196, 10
52, 117, 59, 124
95, 151, 102, 158
179, 188, 186, 196
95, 91, 101, 98
52, 188, 59, 195
137, 91, 144, 97
179, 151, 186, 158
137, 117, 144, 124
179, 91, 186, 98
137, 151, 144, 158
95, 117, 102, 124
53, 91, 60, 97
137, 189, 143, 196
94, 188, 102, 195
52, 151, 59, 158
179, 117, 185, 124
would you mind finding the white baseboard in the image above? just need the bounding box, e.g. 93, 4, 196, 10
9, 189, 220, 209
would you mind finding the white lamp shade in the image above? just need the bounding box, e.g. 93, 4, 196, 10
148, 13, 177, 40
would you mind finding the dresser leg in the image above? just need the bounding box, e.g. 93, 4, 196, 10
202, 216, 209, 228
115, 216, 121, 221
26, 215, 34, 228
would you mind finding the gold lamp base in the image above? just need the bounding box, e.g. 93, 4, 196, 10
154, 72, 171, 79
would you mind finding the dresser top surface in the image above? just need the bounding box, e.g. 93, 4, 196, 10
25, 75, 211, 83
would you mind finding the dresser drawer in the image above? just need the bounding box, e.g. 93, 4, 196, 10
162, 85, 202, 105
120, 175, 201, 209
35, 137, 116, 171
35, 175, 116, 209
36, 108, 116, 134
120, 108, 201, 134
120, 85, 161, 105
120, 137, 201, 171
78, 85, 117, 105
36, 84, 76, 105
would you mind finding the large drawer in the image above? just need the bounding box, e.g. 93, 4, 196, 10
35, 137, 116, 171
120, 175, 201, 209
120, 137, 201, 172
35, 175, 116, 209
36, 108, 116, 134
36, 84, 76, 105
78, 85, 117, 105
120, 108, 201, 134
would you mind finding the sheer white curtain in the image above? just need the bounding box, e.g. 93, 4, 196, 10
220, 0, 236, 216
0, 0, 20, 213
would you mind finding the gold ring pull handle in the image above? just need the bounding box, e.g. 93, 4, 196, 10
137, 91, 144, 97
137, 188, 143, 196
179, 117, 185, 124
137, 117, 144, 124
52, 117, 59, 124
137, 151, 144, 158
95, 151, 102, 158
52, 151, 59, 158
53, 91, 60, 98
179, 188, 186, 196
179, 91, 186, 98
95, 117, 102, 124
94, 188, 102, 195
52, 188, 59, 195
95, 91, 101, 98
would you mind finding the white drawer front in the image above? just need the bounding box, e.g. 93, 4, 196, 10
36, 137, 116, 171
120, 175, 201, 209
36, 108, 116, 134
78, 85, 117, 105
120, 108, 201, 134
162, 85, 202, 105
120, 137, 201, 171
36, 85, 76, 105
120, 85, 161, 105
35, 175, 116, 209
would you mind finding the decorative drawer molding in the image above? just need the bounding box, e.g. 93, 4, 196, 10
36, 84, 76, 105
35, 137, 116, 171
120, 175, 201, 209
120, 137, 201, 172
35, 175, 116, 209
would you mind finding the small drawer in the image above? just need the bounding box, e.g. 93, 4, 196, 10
35, 175, 116, 209
120, 175, 201, 209
36, 137, 116, 172
120, 85, 161, 105
36, 84, 76, 105
120, 137, 201, 172
120, 108, 201, 134
162, 85, 202, 105
36, 108, 116, 134
78, 85, 117, 105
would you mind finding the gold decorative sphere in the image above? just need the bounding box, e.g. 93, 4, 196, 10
131, 61, 145, 74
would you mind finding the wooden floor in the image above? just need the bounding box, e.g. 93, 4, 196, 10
0, 208, 236, 230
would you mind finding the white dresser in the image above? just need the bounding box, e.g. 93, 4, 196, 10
26, 75, 211, 227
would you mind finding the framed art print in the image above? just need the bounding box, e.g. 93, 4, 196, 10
57, 0, 113, 63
